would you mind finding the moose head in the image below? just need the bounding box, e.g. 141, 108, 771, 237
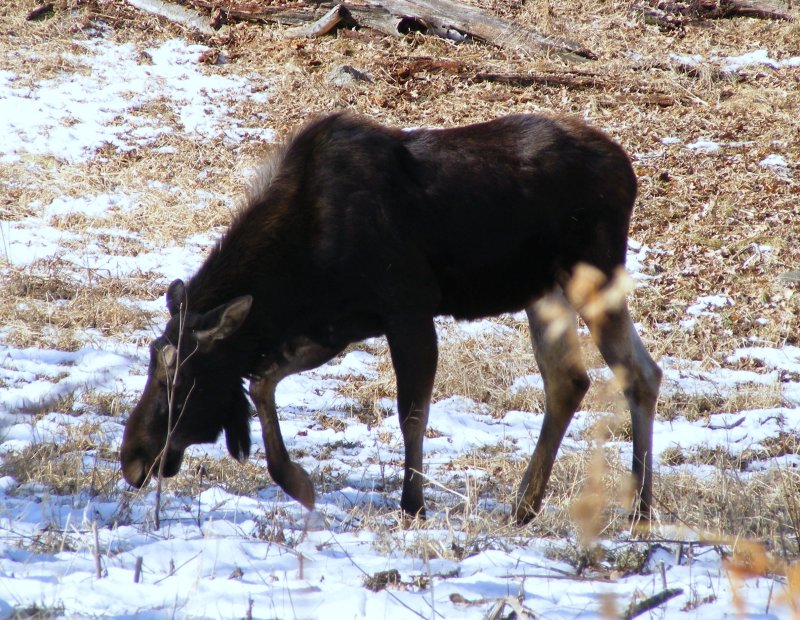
120, 279, 254, 489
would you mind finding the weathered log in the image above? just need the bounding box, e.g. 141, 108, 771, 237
361, 0, 595, 60
697, 0, 795, 20
125, 0, 226, 35
176, 0, 595, 60
283, 4, 349, 38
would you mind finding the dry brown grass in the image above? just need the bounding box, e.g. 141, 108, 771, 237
0, 420, 119, 496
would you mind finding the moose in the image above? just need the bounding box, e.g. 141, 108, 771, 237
120, 112, 662, 525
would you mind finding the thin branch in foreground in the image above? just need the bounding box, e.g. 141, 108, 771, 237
154, 300, 189, 531
92, 522, 104, 579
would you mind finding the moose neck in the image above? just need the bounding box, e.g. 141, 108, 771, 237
183, 187, 310, 377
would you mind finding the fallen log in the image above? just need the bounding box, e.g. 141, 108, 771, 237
637, 0, 795, 31
360, 0, 595, 60
697, 0, 795, 20
175, 0, 595, 60
125, 0, 227, 35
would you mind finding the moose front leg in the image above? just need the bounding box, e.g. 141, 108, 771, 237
385, 315, 438, 518
250, 339, 341, 510
250, 375, 316, 510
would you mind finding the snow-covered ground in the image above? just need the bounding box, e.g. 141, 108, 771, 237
0, 28, 798, 619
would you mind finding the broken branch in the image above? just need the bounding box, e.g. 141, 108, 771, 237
283, 4, 350, 38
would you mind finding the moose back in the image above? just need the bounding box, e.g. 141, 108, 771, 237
120, 112, 661, 524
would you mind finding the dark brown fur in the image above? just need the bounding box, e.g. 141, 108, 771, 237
120, 113, 661, 524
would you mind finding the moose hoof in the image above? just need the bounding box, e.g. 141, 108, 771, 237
272, 461, 316, 511
513, 495, 540, 526
400, 496, 426, 522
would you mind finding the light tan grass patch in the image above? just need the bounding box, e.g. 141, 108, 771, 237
657, 465, 800, 557
0, 289, 156, 350
0, 421, 119, 496
157, 454, 272, 498
658, 384, 785, 422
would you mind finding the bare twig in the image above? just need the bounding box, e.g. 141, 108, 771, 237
155, 299, 187, 530
705, 416, 746, 430
92, 522, 104, 579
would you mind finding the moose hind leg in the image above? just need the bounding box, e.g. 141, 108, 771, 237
582, 304, 661, 521
385, 314, 438, 518
515, 289, 590, 525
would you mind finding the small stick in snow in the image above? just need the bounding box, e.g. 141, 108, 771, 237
485, 596, 534, 620
622, 588, 684, 620
133, 556, 143, 583
704, 416, 746, 431
93, 522, 104, 579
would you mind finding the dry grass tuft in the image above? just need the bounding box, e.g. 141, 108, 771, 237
0, 422, 119, 497
658, 385, 785, 422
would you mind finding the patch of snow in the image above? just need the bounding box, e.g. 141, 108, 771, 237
669, 52, 703, 66
44, 192, 138, 219
760, 154, 789, 168
0, 345, 133, 413
687, 294, 733, 316
660, 356, 779, 397
0, 38, 272, 164
722, 49, 781, 72
511, 374, 544, 393
686, 139, 721, 153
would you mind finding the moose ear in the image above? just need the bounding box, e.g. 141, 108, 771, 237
194, 295, 253, 349
166, 279, 186, 317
